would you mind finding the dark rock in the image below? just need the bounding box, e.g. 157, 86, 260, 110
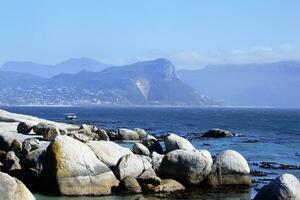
10, 139, 22, 153
17, 122, 33, 134
259, 162, 300, 170
142, 135, 163, 154
202, 129, 234, 138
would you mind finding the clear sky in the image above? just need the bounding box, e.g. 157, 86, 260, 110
0, 0, 300, 69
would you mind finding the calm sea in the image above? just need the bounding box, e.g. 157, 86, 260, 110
1, 106, 300, 200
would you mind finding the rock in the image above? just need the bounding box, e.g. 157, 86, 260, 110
21, 142, 49, 174
3, 151, 21, 171
137, 168, 161, 185
133, 128, 147, 139
142, 179, 185, 193
42, 124, 60, 141
202, 128, 234, 138
142, 135, 163, 154
88, 141, 133, 167
132, 143, 150, 156
159, 149, 213, 185
10, 139, 22, 153
0, 172, 35, 200
22, 138, 40, 155
105, 129, 118, 141
17, 122, 33, 134
164, 133, 195, 153
73, 133, 89, 143
205, 150, 251, 186
80, 124, 97, 133
118, 128, 140, 140
254, 173, 300, 200
32, 123, 48, 135
151, 152, 164, 173
114, 154, 152, 180
40, 135, 119, 196
95, 128, 109, 141
78, 128, 98, 141
119, 176, 142, 194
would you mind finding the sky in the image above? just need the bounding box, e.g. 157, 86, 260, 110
0, 0, 300, 69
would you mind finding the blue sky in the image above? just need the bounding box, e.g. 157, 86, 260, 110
0, 0, 300, 68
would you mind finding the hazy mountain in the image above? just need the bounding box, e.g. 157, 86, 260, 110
1, 58, 109, 78
0, 59, 216, 106
177, 61, 300, 107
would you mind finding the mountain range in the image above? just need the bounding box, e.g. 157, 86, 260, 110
0, 59, 215, 106
178, 61, 300, 107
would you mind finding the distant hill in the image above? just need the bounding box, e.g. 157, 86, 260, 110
0, 59, 216, 106
177, 61, 300, 107
1, 58, 109, 78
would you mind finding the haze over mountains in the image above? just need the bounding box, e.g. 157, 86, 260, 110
1, 58, 299, 107
178, 61, 300, 107
0, 58, 214, 106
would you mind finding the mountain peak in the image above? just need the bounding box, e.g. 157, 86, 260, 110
139, 58, 176, 80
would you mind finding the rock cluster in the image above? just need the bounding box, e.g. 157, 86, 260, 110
0, 108, 257, 198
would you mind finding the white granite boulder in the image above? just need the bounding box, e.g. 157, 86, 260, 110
164, 133, 195, 153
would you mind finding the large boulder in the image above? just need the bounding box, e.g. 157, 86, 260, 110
159, 149, 213, 185
142, 179, 185, 193
132, 143, 150, 156
88, 141, 133, 167
40, 135, 119, 196
0, 172, 35, 200
202, 128, 234, 138
205, 150, 251, 186
118, 128, 140, 140
254, 173, 300, 200
119, 176, 142, 194
114, 154, 152, 180
142, 135, 163, 154
137, 168, 161, 185
164, 133, 195, 153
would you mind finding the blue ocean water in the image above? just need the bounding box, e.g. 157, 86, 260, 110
1, 106, 300, 200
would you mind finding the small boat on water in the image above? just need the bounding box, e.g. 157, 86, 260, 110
64, 113, 77, 120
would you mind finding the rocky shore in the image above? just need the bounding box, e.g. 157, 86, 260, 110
0, 108, 299, 200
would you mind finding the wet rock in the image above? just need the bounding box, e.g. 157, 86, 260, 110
0, 172, 35, 200
151, 152, 164, 173
118, 128, 140, 140
142, 135, 163, 154
259, 161, 300, 170
132, 143, 150, 156
119, 176, 142, 194
254, 173, 300, 200
32, 123, 48, 135
17, 122, 33, 134
114, 154, 152, 180
142, 179, 185, 193
159, 149, 213, 185
164, 133, 195, 153
88, 141, 133, 167
205, 150, 251, 186
202, 128, 234, 138
40, 135, 119, 196
95, 128, 109, 141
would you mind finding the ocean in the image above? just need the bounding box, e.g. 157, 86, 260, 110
1, 106, 300, 200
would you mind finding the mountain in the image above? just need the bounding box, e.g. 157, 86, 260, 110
1, 58, 109, 78
177, 61, 300, 107
0, 59, 216, 106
